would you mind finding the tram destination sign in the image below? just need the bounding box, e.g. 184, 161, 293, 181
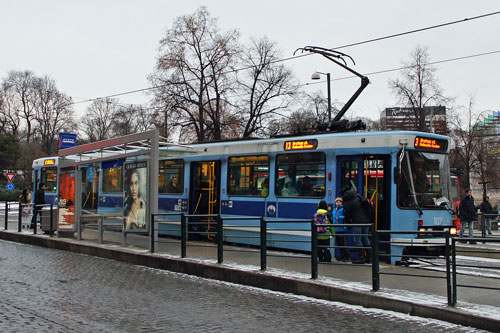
414, 136, 448, 152
284, 139, 318, 151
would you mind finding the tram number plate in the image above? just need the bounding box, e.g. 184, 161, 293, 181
434, 217, 442, 225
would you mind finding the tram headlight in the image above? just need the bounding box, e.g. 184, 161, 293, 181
449, 227, 457, 235
419, 228, 426, 232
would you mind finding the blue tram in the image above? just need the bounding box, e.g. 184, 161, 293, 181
33, 130, 456, 263
32, 157, 59, 205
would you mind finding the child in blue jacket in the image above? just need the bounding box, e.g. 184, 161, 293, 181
333, 197, 350, 262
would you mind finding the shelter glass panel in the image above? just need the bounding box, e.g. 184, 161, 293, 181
102, 167, 123, 193
58, 168, 75, 230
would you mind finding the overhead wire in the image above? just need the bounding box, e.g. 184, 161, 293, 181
299, 49, 500, 87
70, 10, 500, 106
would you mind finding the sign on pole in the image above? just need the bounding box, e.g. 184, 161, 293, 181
5, 173, 16, 182
6, 183, 14, 191
59, 132, 77, 150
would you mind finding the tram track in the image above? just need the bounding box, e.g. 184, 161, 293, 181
410, 255, 500, 279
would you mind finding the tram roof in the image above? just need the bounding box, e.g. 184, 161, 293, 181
179, 130, 451, 156
33, 130, 450, 167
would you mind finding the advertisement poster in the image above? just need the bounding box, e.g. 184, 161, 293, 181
123, 161, 148, 231
58, 172, 75, 230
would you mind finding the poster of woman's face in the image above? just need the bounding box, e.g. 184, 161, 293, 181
124, 161, 148, 231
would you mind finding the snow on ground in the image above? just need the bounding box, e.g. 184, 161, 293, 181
2, 220, 500, 322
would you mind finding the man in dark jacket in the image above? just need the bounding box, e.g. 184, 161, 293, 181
30, 183, 46, 229
342, 189, 371, 264
458, 188, 475, 243
480, 196, 493, 235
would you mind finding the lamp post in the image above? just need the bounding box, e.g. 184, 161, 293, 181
311, 71, 331, 122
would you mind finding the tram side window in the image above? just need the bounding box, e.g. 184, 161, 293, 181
159, 159, 184, 194
397, 153, 413, 208
228, 155, 269, 196
41, 167, 57, 192
276, 153, 325, 198
102, 167, 123, 193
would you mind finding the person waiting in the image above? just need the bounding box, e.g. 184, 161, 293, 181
166, 177, 182, 193
281, 177, 299, 196
480, 196, 493, 235
261, 178, 269, 196
300, 176, 314, 196
333, 197, 350, 262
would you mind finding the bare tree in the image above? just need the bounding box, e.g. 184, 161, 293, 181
1, 71, 37, 141
302, 91, 329, 123
469, 109, 500, 195
0, 86, 22, 135
149, 7, 239, 142
237, 37, 296, 138
448, 97, 493, 190
33, 75, 75, 154
132, 105, 155, 133
112, 104, 155, 136
81, 98, 119, 142
389, 46, 448, 132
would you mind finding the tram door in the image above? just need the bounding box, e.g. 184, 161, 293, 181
336, 155, 391, 231
189, 161, 221, 237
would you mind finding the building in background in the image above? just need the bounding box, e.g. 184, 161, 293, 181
380, 106, 447, 135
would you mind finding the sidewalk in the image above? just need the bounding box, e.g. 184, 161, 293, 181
1, 226, 499, 331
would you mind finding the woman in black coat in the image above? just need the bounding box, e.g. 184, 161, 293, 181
342, 189, 371, 264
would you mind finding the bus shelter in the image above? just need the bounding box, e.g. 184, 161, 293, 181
57, 129, 198, 248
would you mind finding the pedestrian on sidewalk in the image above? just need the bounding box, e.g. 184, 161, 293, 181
313, 200, 334, 262
332, 197, 350, 262
458, 188, 476, 244
480, 196, 493, 235
31, 183, 45, 229
341, 188, 371, 264
19, 188, 32, 228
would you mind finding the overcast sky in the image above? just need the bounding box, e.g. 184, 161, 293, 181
1, 1, 499, 121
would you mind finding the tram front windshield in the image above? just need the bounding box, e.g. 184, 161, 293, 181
398, 150, 451, 209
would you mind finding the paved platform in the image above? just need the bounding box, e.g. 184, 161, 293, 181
1, 225, 499, 331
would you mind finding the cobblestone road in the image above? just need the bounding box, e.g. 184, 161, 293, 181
0, 240, 482, 332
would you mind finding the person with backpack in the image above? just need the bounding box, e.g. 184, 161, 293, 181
332, 197, 350, 262
313, 200, 334, 262
341, 188, 372, 264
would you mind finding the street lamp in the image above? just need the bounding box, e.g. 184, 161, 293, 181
311, 71, 331, 122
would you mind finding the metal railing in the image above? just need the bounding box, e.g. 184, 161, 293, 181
156, 214, 500, 307
373, 230, 453, 304
451, 237, 500, 306
80, 213, 123, 244
4, 208, 500, 308
311, 222, 373, 279
478, 212, 499, 238
2, 201, 55, 236
152, 213, 310, 269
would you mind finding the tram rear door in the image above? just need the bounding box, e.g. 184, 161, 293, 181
336, 155, 391, 231
189, 161, 221, 237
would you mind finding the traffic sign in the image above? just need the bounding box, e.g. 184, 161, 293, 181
5, 173, 16, 182
6, 183, 14, 191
